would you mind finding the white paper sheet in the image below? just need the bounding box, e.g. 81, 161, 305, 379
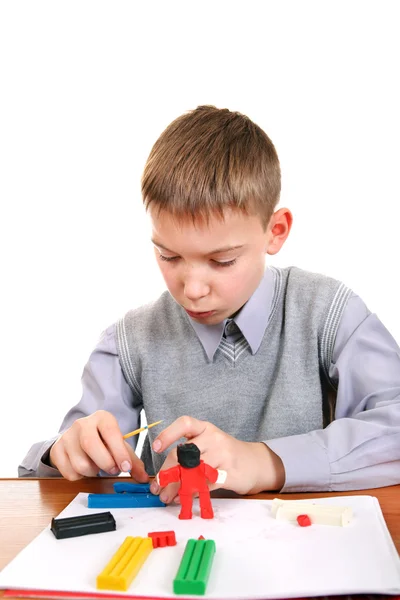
0, 494, 399, 598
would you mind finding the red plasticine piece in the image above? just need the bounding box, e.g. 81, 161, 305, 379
158, 443, 219, 520
198, 535, 205, 540
148, 530, 177, 548
297, 514, 312, 527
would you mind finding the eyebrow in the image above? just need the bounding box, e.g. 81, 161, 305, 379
151, 239, 245, 255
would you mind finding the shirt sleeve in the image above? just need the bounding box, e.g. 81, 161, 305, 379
18, 323, 142, 477
265, 294, 400, 492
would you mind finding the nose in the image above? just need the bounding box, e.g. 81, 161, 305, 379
183, 269, 210, 301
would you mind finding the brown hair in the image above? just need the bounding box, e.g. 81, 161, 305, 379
141, 105, 281, 228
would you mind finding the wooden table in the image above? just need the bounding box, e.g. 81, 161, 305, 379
0, 478, 399, 599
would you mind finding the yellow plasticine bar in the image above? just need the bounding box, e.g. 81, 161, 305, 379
96, 536, 153, 591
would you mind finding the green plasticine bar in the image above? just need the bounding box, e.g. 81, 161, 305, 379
173, 538, 216, 595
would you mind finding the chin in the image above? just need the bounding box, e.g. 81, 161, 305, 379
202, 313, 226, 325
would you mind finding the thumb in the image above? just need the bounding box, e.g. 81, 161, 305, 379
151, 447, 181, 504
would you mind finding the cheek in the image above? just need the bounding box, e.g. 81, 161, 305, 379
219, 271, 250, 297
159, 265, 180, 291
222, 263, 263, 297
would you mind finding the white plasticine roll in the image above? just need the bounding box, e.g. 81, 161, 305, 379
271, 498, 353, 526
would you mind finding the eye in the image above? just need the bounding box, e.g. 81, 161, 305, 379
159, 254, 180, 262
212, 259, 237, 267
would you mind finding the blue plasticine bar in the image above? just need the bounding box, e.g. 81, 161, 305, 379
113, 482, 151, 494
88, 493, 166, 509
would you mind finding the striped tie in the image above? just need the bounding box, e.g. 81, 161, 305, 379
218, 335, 250, 365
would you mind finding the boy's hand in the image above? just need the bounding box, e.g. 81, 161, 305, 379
150, 416, 285, 503
49, 410, 149, 482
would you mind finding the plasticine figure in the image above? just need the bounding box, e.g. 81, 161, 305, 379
158, 443, 227, 519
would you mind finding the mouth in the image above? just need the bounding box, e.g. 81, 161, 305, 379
185, 309, 216, 319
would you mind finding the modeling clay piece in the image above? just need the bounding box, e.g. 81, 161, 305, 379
148, 530, 177, 547
113, 482, 152, 494
158, 443, 227, 520
97, 536, 153, 591
297, 514, 312, 527
173, 538, 216, 595
50, 512, 116, 539
271, 498, 352, 526
88, 493, 165, 508
88, 482, 166, 509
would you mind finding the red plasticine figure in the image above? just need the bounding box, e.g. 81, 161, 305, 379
157, 443, 227, 520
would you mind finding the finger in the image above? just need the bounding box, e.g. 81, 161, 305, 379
78, 428, 120, 474
159, 482, 180, 504
152, 416, 208, 453
150, 448, 179, 502
65, 439, 101, 478
124, 443, 149, 483
50, 442, 84, 481
94, 413, 135, 473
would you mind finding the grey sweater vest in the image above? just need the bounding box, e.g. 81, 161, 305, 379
116, 267, 351, 475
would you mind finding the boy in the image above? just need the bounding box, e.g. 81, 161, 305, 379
19, 106, 400, 503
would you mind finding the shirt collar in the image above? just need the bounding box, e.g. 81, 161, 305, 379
186, 267, 276, 361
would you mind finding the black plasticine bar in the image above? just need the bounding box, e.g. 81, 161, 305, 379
51, 511, 116, 539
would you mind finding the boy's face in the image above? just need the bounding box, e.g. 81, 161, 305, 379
150, 208, 280, 325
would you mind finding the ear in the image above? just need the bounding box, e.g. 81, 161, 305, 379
266, 208, 293, 255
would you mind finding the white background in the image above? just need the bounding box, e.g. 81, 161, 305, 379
0, 1, 399, 476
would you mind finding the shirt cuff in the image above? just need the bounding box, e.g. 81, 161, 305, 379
264, 433, 332, 492
37, 460, 62, 477
38, 443, 62, 477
